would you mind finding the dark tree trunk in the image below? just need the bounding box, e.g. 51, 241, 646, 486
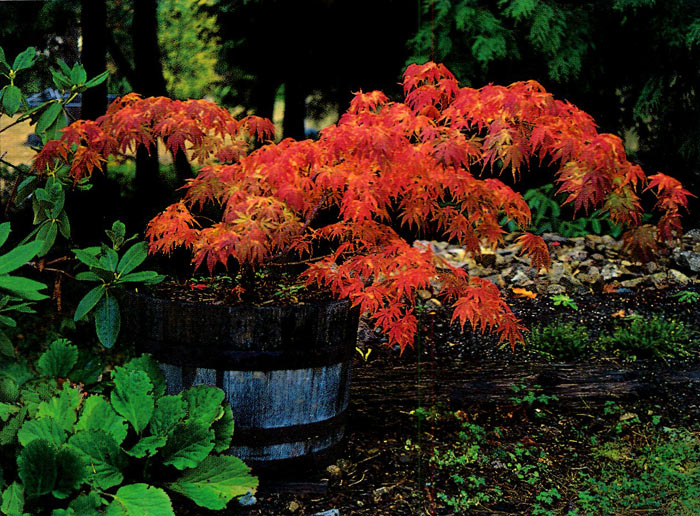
72, 0, 118, 243
131, 0, 167, 98
130, 0, 194, 227
282, 80, 307, 140
80, 0, 107, 120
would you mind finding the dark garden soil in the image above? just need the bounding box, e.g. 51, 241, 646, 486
188, 284, 700, 516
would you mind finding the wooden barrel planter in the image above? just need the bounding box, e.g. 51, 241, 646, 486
119, 289, 359, 473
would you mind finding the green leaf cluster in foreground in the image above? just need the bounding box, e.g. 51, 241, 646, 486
0, 344, 255, 515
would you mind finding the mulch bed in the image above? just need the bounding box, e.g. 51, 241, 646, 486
204, 284, 700, 516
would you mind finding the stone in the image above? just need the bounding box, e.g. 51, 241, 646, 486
542, 233, 569, 243
478, 252, 497, 267
547, 284, 567, 295
576, 266, 602, 285
667, 269, 690, 285
620, 277, 644, 288
601, 263, 621, 280
673, 249, 700, 273
238, 492, 257, 506
510, 270, 534, 287
547, 262, 571, 284
417, 289, 432, 300
684, 228, 700, 243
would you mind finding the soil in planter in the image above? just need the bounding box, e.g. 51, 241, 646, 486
144, 265, 332, 306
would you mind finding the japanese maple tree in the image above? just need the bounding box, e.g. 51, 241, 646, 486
33, 62, 692, 352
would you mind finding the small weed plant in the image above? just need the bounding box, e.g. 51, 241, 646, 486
549, 295, 578, 310
671, 290, 700, 304
422, 399, 698, 515
524, 314, 698, 362
525, 321, 593, 361
597, 314, 698, 360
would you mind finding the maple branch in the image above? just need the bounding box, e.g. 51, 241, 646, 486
271, 192, 332, 263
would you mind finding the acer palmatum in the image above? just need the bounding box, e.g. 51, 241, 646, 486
34, 62, 693, 352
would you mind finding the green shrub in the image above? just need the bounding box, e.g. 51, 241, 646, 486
597, 315, 698, 360
525, 321, 593, 360
0, 342, 257, 515
577, 427, 700, 515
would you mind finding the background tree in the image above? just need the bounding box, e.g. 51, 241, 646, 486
408, 0, 700, 219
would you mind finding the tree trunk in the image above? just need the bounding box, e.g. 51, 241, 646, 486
72, 0, 117, 242
130, 0, 192, 223
282, 79, 307, 140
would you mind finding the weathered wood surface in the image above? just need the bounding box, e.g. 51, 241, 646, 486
350, 360, 700, 408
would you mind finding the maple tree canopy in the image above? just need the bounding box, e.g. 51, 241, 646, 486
33, 62, 693, 351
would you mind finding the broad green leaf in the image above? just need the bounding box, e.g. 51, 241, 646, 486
53, 446, 87, 499
12, 47, 35, 71
98, 246, 119, 272
0, 365, 31, 392
0, 314, 16, 327
70, 64, 87, 85
17, 439, 57, 499
149, 395, 187, 437
67, 430, 125, 490
2, 85, 21, 116
168, 455, 258, 510
125, 435, 167, 458
0, 407, 25, 446
51, 509, 75, 516
57, 211, 70, 239
44, 111, 67, 143
124, 354, 166, 398
1, 483, 24, 515
119, 271, 164, 284
95, 293, 120, 348
72, 248, 102, 269
75, 271, 103, 282
57, 60, 72, 77
212, 404, 234, 453
183, 386, 225, 427
159, 421, 214, 470
0, 402, 19, 422
36, 384, 81, 432
85, 71, 109, 89
51, 69, 72, 90
68, 492, 102, 516
74, 284, 106, 321
116, 242, 148, 276
75, 396, 128, 446
15, 176, 37, 205
36, 339, 78, 378
110, 367, 154, 434
105, 484, 174, 516
36, 221, 58, 256
0, 276, 48, 301
106, 221, 126, 248
0, 241, 42, 275
36, 102, 62, 134
0, 223, 10, 248
0, 330, 13, 357
66, 354, 102, 386
17, 418, 66, 447
0, 47, 7, 69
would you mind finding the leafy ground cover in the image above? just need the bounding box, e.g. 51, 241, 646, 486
232, 285, 700, 515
